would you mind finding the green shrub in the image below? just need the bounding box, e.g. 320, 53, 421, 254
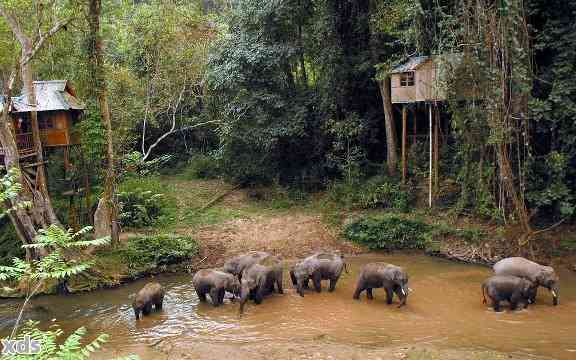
184, 154, 222, 179
120, 234, 199, 270
327, 176, 413, 211
117, 177, 176, 228
344, 215, 431, 250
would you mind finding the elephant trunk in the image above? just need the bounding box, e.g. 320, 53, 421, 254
398, 284, 409, 307
550, 284, 559, 306
239, 285, 250, 314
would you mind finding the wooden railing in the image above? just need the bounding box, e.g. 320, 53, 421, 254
0, 130, 69, 156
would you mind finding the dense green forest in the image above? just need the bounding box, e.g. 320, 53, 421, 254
0, 0, 576, 357
0, 0, 574, 256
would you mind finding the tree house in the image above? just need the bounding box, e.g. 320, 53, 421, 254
0, 80, 85, 188
389, 55, 457, 207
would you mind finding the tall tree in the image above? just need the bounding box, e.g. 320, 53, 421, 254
87, 0, 118, 243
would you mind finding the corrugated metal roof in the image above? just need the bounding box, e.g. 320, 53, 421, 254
11, 80, 85, 113
390, 56, 430, 74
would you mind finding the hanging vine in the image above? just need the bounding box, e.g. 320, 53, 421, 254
445, 0, 534, 246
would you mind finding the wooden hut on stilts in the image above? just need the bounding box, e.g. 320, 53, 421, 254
389, 55, 457, 207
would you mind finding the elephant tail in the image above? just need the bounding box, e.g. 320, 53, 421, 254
481, 283, 487, 304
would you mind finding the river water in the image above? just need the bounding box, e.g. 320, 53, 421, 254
1, 253, 575, 359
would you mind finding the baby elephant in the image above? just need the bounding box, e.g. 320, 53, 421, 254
290, 252, 347, 297
353, 263, 409, 307
192, 269, 241, 306
239, 255, 284, 314
133, 282, 165, 320
482, 275, 535, 312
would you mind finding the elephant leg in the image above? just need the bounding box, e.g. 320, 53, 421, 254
196, 289, 207, 302
329, 276, 340, 292
155, 299, 163, 311
143, 303, 152, 315
530, 287, 538, 304
218, 288, 226, 305
313, 273, 322, 293
385, 288, 393, 305
353, 284, 364, 300
366, 288, 374, 300
254, 288, 264, 305
290, 271, 297, 286
276, 275, 284, 294
492, 299, 501, 312
210, 288, 221, 307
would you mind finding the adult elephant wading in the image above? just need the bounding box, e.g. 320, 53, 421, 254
290, 252, 347, 297
223, 251, 270, 281
353, 263, 409, 307
493, 257, 559, 305
239, 255, 284, 314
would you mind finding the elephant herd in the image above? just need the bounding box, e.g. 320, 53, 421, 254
131, 252, 560, 319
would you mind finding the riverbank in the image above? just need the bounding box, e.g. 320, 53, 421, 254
4, 175, 574, 297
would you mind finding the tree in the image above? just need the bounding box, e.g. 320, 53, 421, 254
86, 0, 118, 243
0, 1, 71, 251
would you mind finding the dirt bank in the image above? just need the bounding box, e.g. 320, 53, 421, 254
192, 213, 364, 268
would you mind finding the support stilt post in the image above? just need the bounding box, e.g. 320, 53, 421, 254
402, 106, 407, 184
434, 104, 439, 194
429, 103, 433, 208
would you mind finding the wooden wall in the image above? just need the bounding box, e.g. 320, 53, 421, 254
391, 59, 447, 104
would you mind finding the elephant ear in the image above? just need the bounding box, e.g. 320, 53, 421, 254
392, 269, 403, 283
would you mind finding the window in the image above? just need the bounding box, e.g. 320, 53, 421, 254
400, 72, 415, 87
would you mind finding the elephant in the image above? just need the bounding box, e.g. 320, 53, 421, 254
239, 255, 283, 314
352, 263, 409, 307
223, 251, 270, 281
493, 257, 559, 305
192, 269, 241, 307
133, 282, 165, 320
289, 252, 347, 297
482, 275, 534, 312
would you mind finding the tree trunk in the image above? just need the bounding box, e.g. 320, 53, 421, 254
0, 76, 42, 258
88, 0, 118, 244
21, 59, 60, 228
378, 77, 398, 175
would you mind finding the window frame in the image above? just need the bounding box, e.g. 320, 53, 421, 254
400, 72, 415, 87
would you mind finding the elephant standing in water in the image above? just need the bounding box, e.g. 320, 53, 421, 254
223, 251, 270, 281
192, 269, 240, 306
290, 252, 347, 297
493, 257, 559, 305
133, 282, 165, 320
482, 275, 534, 312
239, 255, 284, 314
353, 263, 409, 307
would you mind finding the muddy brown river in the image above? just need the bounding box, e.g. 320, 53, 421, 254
1, 253, 575, 359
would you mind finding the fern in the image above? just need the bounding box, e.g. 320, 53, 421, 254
1, 321, 132, 360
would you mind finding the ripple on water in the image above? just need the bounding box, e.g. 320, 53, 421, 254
0, 253, 575, 360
